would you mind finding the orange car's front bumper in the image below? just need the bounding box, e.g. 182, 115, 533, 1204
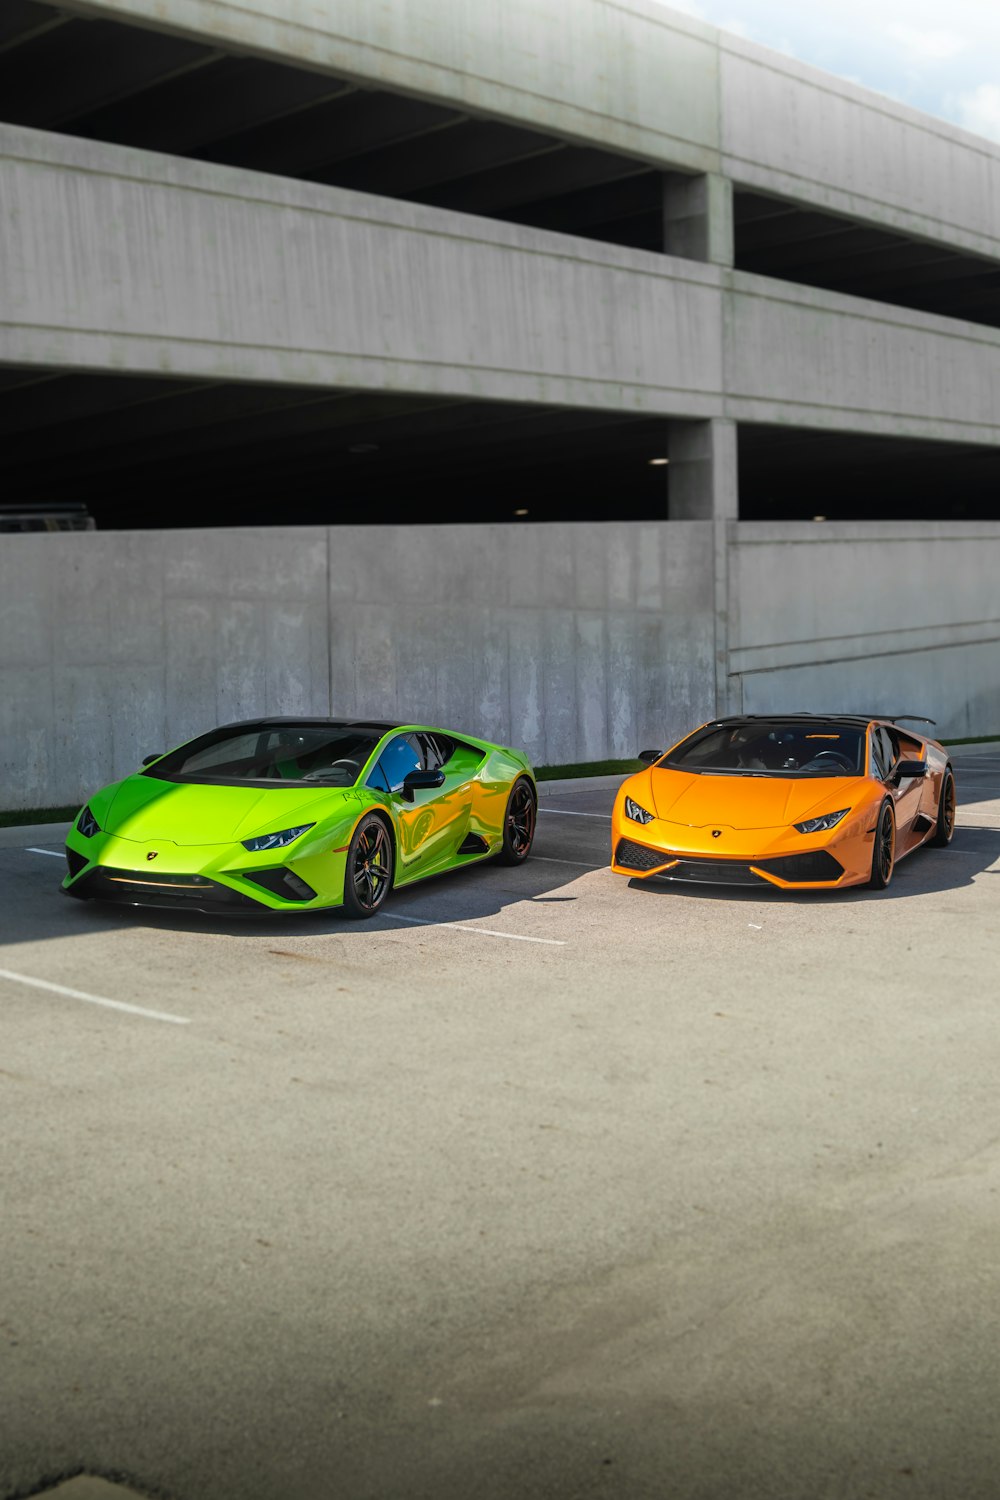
609, 819, 877, 890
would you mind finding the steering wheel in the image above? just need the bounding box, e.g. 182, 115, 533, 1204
302, 758, 359, 782
806, 750, 854, 772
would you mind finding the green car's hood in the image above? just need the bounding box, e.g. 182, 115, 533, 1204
102, 776, 352, 845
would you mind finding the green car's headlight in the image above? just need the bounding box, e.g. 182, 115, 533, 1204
624, 796, 654, 825
77, 805, 100, 838
241, 823, 315, 852
794, 808, 849, 835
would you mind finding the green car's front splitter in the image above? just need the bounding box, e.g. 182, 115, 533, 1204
62, 830, 352, 915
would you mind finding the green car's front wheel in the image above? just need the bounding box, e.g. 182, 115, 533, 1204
343, 814, 394, 918
497, 777, 537, 865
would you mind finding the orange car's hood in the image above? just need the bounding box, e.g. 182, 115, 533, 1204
648, 768, 857, 830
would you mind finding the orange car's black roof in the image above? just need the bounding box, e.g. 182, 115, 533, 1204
711, 714, 936, 729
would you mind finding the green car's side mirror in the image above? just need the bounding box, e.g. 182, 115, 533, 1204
401, 768, 446, 801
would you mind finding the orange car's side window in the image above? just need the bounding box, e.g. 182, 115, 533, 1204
870, 729, 891, 781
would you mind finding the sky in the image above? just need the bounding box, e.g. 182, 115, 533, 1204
658, 0, 1000, 143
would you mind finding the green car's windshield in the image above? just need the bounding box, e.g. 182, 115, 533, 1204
664, 721, 865, 777
145, 725, 382, 788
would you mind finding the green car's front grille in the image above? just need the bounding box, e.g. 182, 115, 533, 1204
65, 867, 264, 912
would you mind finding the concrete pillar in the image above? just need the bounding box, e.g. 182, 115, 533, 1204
662, 171, 734, 267
667, 417, 737, 521
667, 417, 739, 719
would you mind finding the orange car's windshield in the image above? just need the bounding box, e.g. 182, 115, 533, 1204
665, 722, 864, 777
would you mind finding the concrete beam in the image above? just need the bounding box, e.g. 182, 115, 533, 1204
721, 40, 1000, 264
59, 0, 1000, 263
723, 273, 1000, 446
59, 0, 723, 175
7, 129, 1000, 447
0, 125, 723, 421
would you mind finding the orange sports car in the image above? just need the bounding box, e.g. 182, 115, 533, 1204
611, 715, 956, 892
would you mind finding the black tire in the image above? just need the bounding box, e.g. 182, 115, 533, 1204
342, 813, 394, 918
930, 767, 956, 847
869, 799, 896, 889
497, 777, 537, 865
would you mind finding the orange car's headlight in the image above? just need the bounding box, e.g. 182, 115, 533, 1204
794, 808, 849, 835
624, 796, 654, 825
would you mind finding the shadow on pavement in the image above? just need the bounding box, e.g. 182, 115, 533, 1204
2, 843, 580, 947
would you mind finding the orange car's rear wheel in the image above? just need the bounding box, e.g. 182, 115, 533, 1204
930, 768, 956, 847
869, 800, 896, 889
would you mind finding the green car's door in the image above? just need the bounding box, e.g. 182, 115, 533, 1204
370, 733, 475, 881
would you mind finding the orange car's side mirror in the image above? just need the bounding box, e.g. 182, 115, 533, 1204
892, 759, 927, 784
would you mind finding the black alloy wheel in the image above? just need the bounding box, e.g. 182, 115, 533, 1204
498, 777, 537, 865
343, 814, 394, 918
930, 768, 956, 846
869, 800, 896, 889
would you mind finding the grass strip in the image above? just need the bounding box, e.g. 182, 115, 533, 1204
0, 805, 80, 828
535, 759, 644, 781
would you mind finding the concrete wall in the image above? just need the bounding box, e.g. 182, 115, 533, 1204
4, 520, 998, 810
0, 523, 716, 809
7, 127, 1000, 449
0, 529, 331, 809
728, 523, 1000, 737
61, 0, 1000, 260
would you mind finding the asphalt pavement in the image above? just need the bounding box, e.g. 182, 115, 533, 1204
2, 751, 1000, 1500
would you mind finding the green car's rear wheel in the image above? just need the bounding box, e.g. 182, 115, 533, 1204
497, 777, 536, 865
343, 814, 394, 918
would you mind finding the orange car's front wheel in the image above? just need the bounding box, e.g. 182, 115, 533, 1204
869, 800, 896, 889
930, 768, 956, 847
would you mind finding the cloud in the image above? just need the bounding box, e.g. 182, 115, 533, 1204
718, 16, 753, 38
884, 24, 967, 63
658, 0, 707, 16
950, 83, 1000, 142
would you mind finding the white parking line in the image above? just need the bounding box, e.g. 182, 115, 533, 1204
0, 967, 192, 1025
26, 848, 64, 858
538, 808, 611, 819
380, 913, 565, 945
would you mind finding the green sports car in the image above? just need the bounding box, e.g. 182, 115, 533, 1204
63, 718, 537, 917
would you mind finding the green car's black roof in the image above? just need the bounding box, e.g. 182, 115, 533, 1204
217, 717, 407, 733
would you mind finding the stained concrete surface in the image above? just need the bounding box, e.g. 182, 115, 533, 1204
2, 756, 1000, 1500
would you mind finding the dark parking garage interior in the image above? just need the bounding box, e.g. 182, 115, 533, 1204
2, 366, 1000, 529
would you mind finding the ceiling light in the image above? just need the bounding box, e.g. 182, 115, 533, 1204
648, 457, 669, 466
513, 508, 529, 516
812, 514, 827, 522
